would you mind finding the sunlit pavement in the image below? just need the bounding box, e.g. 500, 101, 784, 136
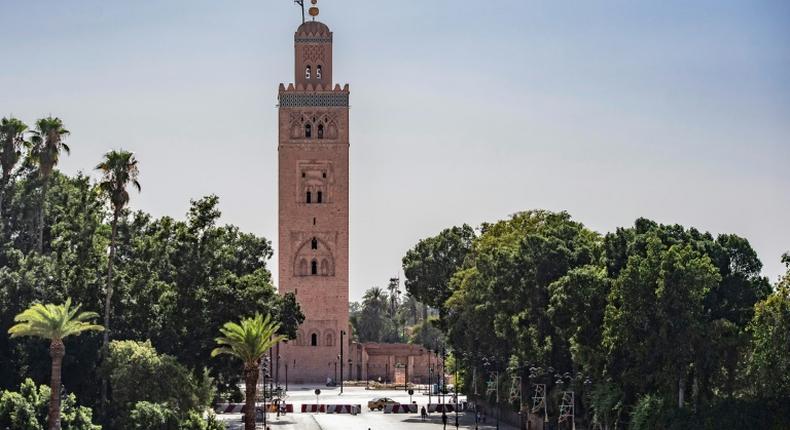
215, 385, 517, 429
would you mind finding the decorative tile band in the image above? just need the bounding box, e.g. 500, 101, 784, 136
295, 36, 333, 43
279, 92, 349, 108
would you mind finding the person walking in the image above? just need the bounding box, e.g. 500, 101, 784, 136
442, 411, 448, 428
421, 405, 428, 421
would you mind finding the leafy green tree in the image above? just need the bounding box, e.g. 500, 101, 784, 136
548, 265, 611, 379
352, 287, 403, 343
744, 254, 790, 396
0, 378, 100, 430
402, 224, 475, 319
95, 150, 141, 406
103, 340, 214, 428
0, 117, 30, 222
8, 299, 103, 430
409, 316, 445, 351
29, 116, 70, 253
446, 211, 599, 379
602, 219, 770, 407
211, 314, 284, 430
603, 238, 720, 409
275, 292, 305, 340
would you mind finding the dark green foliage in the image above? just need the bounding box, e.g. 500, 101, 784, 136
0, 378, 100, 430
403, 212, 780, 428
127, 402, 178, 430
350, 287, 404, 343
104, 340, 214, 425
0, 146, 302, 421
629, 394, 665, 430
402, 224, 475, 317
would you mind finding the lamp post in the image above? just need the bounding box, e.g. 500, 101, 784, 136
455, 356, 460, 429
276, 351, 281, 389
285, 363, 289, 391
340, 330, 345, 394
366, 362, 370, 389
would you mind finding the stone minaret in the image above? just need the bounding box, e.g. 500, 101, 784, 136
277, 16, 350, 383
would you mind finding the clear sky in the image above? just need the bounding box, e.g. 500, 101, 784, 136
2, 1, 789, 299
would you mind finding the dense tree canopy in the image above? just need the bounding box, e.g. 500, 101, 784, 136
0, 116, 303, 427
403, 212, 783, 428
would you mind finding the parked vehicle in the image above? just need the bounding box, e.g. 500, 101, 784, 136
367, 397, 398, 411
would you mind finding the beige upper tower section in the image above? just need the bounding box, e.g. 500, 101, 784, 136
277, 14, 351, 383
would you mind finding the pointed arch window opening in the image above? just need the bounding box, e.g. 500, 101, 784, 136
305, 123, 312, 138
317, 191, 323, 203
317, 123, 324, 139
311, 259, 318, 275
311, 237, 318, 250
306, 191, 312, 204
305, 65, 312, 80
311, 333, 318, 346
316, 65, 322, 80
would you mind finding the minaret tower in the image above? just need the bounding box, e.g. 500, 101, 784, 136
277, 1, 351, 383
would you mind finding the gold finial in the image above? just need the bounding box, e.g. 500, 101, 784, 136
309, 0, 319, 19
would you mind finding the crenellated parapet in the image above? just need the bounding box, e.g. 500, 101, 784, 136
278, 83, 350, 108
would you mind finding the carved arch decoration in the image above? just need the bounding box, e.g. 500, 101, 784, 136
288, 111, 341, 140
324, 328, 336, 347
293, 236, 335, 277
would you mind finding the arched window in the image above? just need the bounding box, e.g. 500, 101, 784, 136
306, 191, 312, 204
305, 123, 312, 138
311, 333, 318, 346
311, 238, 318, 250
325, 332, 333, 346
311, 259, 318, 275
321, 259, 329, 276
299, 259, 308, 276
305, 65, 311, 79
317, 191, 323, 203
316, 65, 322, 79
317, 124, 324, 139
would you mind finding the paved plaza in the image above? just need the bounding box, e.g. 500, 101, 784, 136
216, 386, 517, 430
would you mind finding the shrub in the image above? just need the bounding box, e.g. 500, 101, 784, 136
0, 378, 100, 430
128, 401, 179, 430
629, 393, 665, 430
178, 410, 226, 430
104, 340, 214, 423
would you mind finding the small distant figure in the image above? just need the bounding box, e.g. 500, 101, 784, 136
421, 406, 428, 421
442, 411, 448, 426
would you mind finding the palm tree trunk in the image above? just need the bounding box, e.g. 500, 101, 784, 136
244, 364, 260, 430
37, 178, 48, 253
49, 339, 65, 430
101, 211, 119, 407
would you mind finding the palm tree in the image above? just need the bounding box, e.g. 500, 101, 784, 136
212, 314, 284, 430
0, 117, 30, 220
29, 116, 70, 253
8, 298, 103, 430
95, 150, 140, 405
363, 286, 388, 314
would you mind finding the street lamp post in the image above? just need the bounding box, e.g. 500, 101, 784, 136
285, 363, 288, 391
455, 358, 459, 429
340, 330, 345, 394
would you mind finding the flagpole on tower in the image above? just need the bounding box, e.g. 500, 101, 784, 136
294, 0, 305, 24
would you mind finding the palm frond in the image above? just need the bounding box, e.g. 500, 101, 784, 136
8, 298, 104, 341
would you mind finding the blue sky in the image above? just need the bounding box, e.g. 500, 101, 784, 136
2, 0, 789, 298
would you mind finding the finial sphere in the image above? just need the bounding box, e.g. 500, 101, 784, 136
309, 6, 319, 17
